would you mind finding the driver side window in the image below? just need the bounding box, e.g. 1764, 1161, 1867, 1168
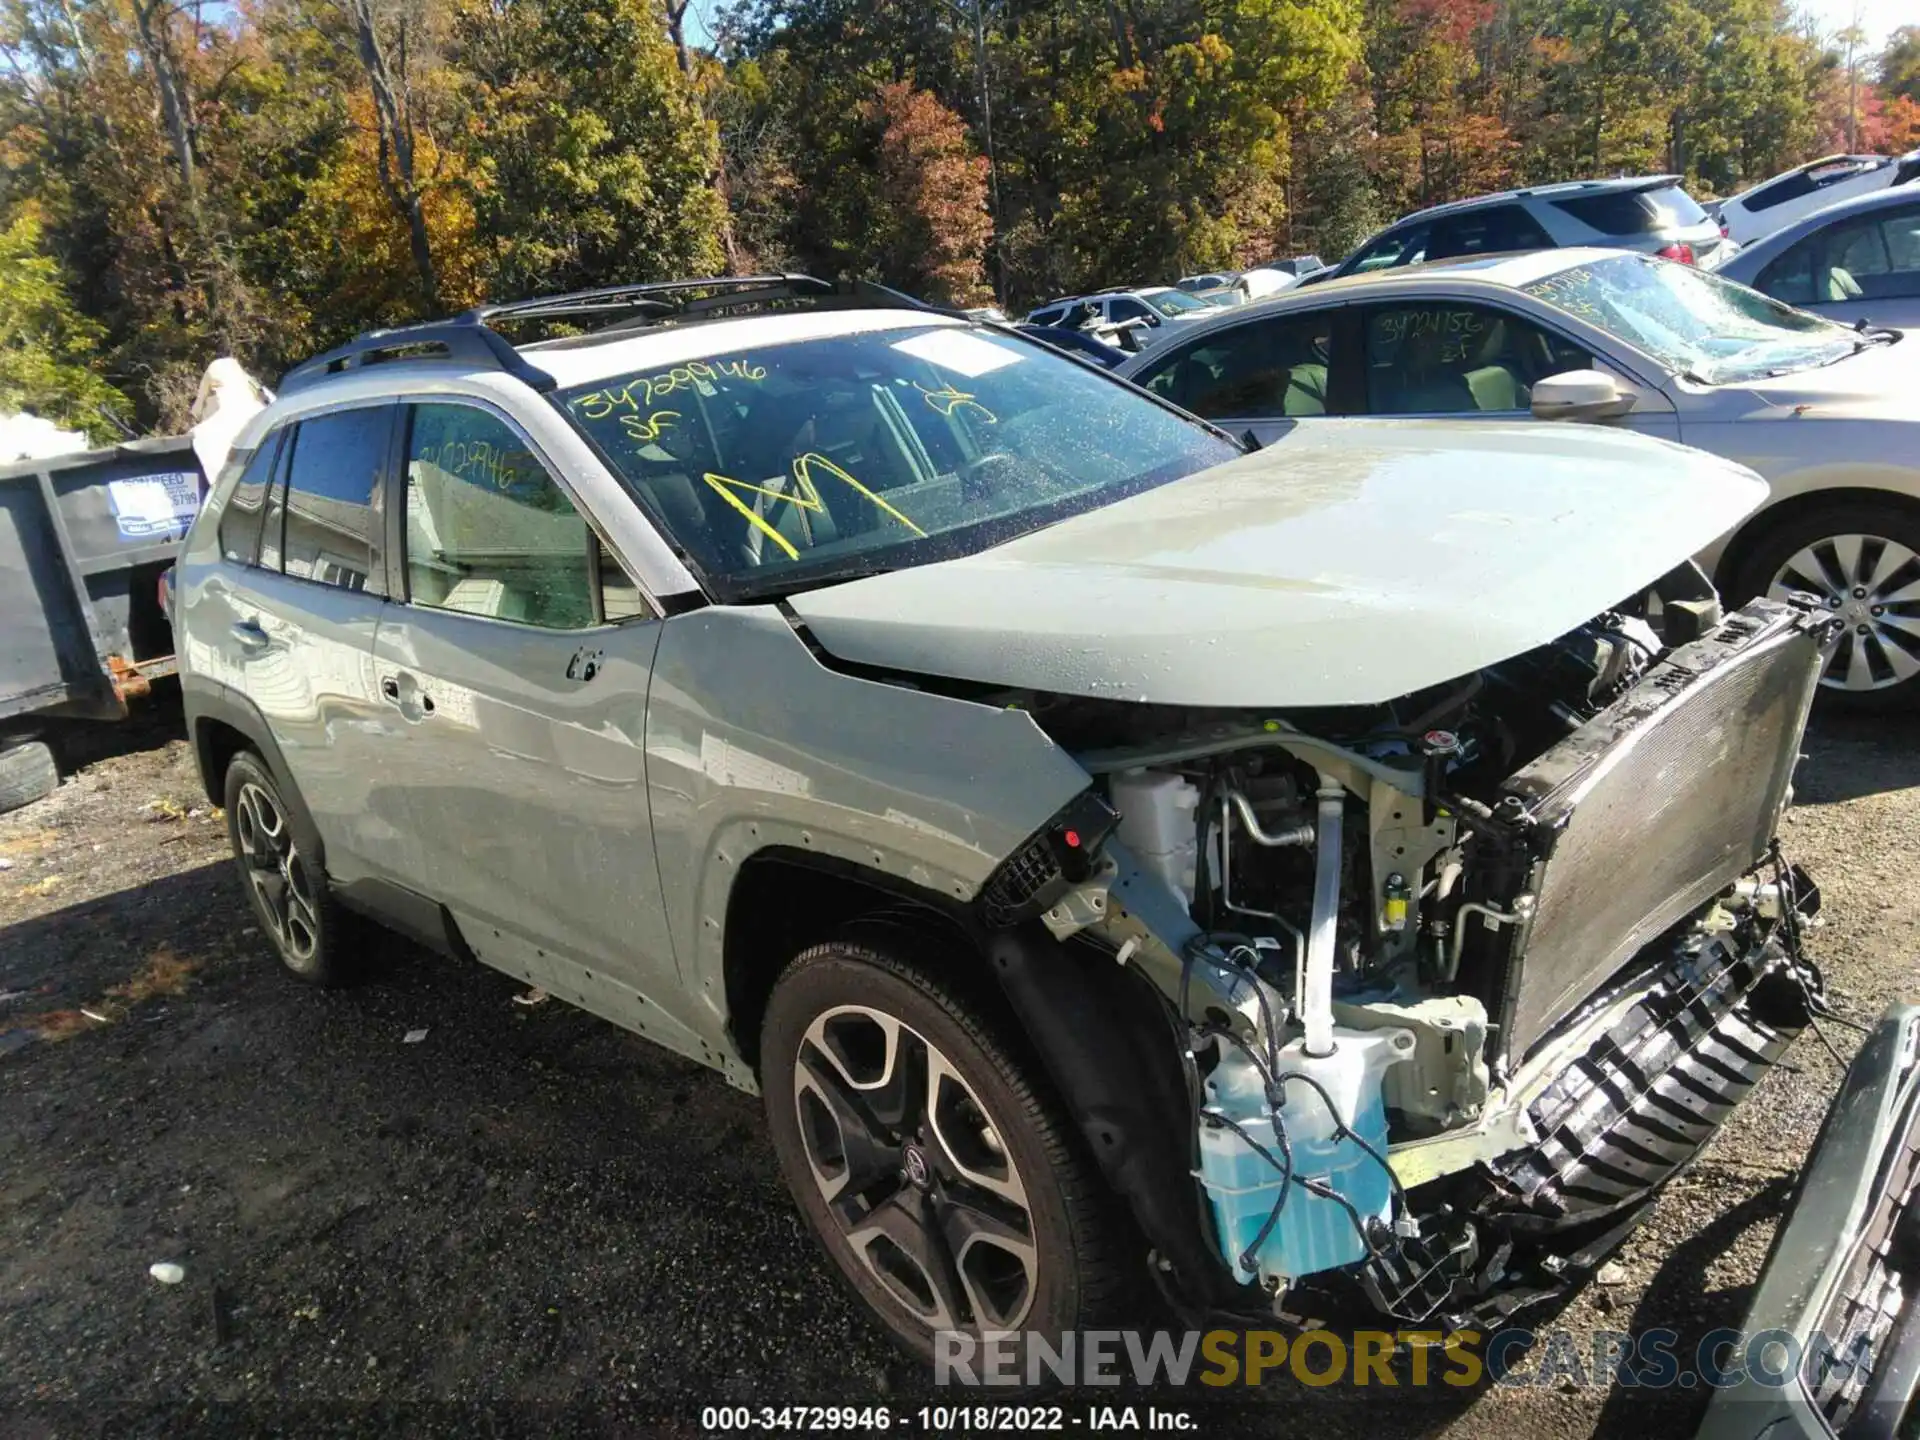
1352, 224, 1430, 273
401, 402, 646, 628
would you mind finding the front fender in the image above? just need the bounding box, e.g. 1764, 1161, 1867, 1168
643, 606, 1092, 1066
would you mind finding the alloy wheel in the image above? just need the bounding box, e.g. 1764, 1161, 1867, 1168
791, 1004, 1039, 1332
1769, 533, 1920, 692
233, 780, 320, 964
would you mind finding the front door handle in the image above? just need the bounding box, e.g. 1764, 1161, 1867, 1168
381, 673, 433, 722
230, 620, 271, 653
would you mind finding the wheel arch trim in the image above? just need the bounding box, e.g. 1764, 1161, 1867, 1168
182, 675, 326, 865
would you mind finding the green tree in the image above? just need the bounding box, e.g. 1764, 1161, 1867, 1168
0, 214, 132, 442
1881, 25, 1920, 103
450, 0, 729, 297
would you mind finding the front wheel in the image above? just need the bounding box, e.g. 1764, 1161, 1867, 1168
760, 928, 1131, 1363
1731, 502, 1920, 710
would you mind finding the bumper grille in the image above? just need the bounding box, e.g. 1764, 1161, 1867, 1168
1487, 931, 1799, 1226
1808, 1099, 1920, 1432
1498, 602, 1829, 1059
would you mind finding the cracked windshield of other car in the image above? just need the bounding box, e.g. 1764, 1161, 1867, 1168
1522, 253, 1862, 385
557, 323, 1237, 601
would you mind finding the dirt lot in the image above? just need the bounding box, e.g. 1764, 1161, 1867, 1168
2, 692, 1917, 1438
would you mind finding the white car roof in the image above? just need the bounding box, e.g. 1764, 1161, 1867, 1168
530, 308, 964, 389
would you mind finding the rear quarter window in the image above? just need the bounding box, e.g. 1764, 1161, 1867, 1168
1553, 185, 1707, 233
217, 435, 280, 565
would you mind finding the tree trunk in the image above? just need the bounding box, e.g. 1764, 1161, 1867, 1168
665, 0, 693, 74
346, 0, 439, 311
130, 0, 238, 348
1589, 4, 1619, 172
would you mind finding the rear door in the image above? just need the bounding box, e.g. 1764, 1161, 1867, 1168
365, 397, 688, 1038
192, 406, 396, 878
1129, 306, 1352, 446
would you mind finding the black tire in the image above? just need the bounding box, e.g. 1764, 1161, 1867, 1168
760, 924, 1132, 1365
1728, 500, 1920, 712
0, 740, 58, 815
221, 751, 357, 986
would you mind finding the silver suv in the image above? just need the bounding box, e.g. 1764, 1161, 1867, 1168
177, 275, 1841, 1364
1314, 175, 1730, 283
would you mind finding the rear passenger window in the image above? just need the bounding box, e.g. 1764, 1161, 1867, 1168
403, 402, 647, 629
217, 437, 279, 564
279, 408, 390, 595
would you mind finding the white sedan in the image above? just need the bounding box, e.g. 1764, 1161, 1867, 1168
1116, 247, 1920, 706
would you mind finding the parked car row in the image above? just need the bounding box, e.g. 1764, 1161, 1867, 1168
1023, 151, 1919, 368
1112, 245, 1920, 703
1308, 174, 1734, 281
168, 273, 1919, 1432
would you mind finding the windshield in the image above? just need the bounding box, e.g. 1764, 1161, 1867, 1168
558, 324, 1237, 602
1145, 289, 1208, 316
1522, 254, 1859, 384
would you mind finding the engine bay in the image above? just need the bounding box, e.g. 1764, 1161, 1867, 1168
969, 573, 1839, 1316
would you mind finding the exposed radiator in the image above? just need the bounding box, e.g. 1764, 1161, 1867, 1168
1495, 600, 1831, 1059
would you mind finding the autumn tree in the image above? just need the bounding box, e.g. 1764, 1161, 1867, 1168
864, 83, 991, 304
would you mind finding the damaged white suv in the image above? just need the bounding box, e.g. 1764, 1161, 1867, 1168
174, 277, 1838, 1359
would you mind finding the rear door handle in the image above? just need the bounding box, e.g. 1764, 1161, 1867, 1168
229, 620, 271, 653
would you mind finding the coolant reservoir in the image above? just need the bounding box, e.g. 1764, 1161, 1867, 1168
1197, 1026, 1413, 1292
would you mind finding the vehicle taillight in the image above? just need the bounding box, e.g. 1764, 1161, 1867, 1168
1718, 222, 1729, 238
1656, 242, 1695, 264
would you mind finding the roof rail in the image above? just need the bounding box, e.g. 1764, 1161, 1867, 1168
278, 317, 555, 397
278, 274, 955, 396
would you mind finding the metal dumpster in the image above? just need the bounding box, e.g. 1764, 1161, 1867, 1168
1, 434, 204, 733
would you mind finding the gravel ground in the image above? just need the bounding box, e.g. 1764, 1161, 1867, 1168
2, 693, 1916, 1439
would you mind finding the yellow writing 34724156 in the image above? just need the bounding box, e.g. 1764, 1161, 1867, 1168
703, 453, 925, 561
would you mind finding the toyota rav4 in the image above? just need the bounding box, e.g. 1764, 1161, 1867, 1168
175, 276, 1853, 1384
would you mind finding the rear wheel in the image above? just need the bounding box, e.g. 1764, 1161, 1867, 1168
760, 928, 1130, 1363
222, 751, 356, 986
1731, 502, 1920, 710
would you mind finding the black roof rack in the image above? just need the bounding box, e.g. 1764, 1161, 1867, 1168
277, 274, 954, 396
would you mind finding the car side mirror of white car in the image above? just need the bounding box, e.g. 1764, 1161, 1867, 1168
1531, 369, 1637, 423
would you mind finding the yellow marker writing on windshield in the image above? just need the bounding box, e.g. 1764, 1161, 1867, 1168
912, 382, 998, 424
703, 453, 925, 562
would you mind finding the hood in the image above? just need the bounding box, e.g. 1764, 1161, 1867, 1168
785, 421, 1767, 708
1727, 334, 1919, 420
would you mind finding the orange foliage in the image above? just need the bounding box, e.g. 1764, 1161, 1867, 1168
296, 91, 484, 324
866, 83, 993, 307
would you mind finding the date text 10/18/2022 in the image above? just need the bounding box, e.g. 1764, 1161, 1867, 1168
699, 1407, 1197, 1432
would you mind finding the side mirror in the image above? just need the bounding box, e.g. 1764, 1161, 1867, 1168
1531, 369, 1637, 422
